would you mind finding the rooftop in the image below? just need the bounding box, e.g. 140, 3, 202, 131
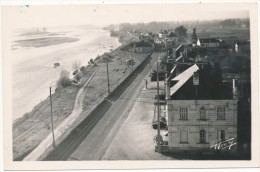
198, 38, 220, 43
167, 31, 177, 38
131, 41, 153, 47
175, 44, 184, 51
169, 64, 233, 100
170, 64, 199, 96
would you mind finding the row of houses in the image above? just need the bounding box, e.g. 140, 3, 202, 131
138, 30, 179, 51
137, 29, 249, 53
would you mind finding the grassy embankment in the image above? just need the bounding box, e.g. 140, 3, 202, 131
13, 29, 148, 160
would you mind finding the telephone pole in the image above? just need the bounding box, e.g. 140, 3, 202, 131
131, 57, 134, 72
156, 61, 161, 152
106, 59, 110, 93
49, 87, 56, 148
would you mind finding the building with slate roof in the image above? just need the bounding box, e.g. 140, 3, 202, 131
165, 63, 238, 152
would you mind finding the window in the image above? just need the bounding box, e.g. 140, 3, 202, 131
217, 130, 225, 141
180, 107, 188, 120
200, 107, 206, 120
200, 130, 206, 143
217, 107, 225, 120
180, 130, 188, 143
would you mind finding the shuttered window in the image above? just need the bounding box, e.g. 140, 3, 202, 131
200, 107, 206, 120
217, 107, 225, 120
180, 107, 188, 120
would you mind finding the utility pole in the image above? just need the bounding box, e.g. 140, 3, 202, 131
165, 71, 169, 100
49, 87, 56, 148
131, 57, 134, 72
106, 59, 110, 93
156, 61, 161, 152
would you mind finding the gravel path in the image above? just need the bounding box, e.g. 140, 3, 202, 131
23, 68, 98, 161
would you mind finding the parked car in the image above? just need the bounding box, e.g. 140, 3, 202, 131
154, 94, 165, 100
153, 134, 163, 145
152, 116, 167, 129
163, 126, 168, 136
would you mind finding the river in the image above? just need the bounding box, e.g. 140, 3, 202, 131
11, 25, 120, 121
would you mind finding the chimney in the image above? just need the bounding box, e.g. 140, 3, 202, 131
193, 71, 199, 86
233, 79, 238, 99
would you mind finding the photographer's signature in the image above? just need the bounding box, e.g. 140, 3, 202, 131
210, 138, 237, 150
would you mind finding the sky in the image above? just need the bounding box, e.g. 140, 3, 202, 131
2, 4, 250, 29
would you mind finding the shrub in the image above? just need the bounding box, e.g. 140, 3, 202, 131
80, 66, 86, 73
93, 63, 98, 67
57, 70, 72, 88
75, 73, 82, 81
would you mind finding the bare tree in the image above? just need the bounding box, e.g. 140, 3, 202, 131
72, 60, 81, 71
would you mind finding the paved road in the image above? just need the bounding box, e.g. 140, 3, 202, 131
67, 53, 159, 160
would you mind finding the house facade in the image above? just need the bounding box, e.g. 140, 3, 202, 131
128, 42, 153, 53
197, 38, 220, 48
167, 99, 237, 151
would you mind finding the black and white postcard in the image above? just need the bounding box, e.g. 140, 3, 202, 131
1, 0, 259, 170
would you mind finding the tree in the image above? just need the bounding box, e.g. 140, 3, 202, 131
174, 25, 187, 42
80, 66, 86, 73
88, 59, 94, 65
72, 60, 81, 71
192, 28, 197, 44
57, 70, 72, 88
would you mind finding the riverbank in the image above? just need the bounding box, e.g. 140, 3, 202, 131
12, 26, 120, 121
13, 29, 149, 160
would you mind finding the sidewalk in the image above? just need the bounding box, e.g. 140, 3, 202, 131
101, 77, 174, 160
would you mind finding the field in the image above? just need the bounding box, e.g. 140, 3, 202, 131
191, 26, 250, 41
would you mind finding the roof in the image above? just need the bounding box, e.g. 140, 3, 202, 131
169, 64, 233, 100
198, 38, 220, 43
170, 65, 177, 74
170, 64, 199, 96
175, 55, 183, 63
167, 32, 177, 37
175, 44, 183, 51
132, 41, 152, 47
